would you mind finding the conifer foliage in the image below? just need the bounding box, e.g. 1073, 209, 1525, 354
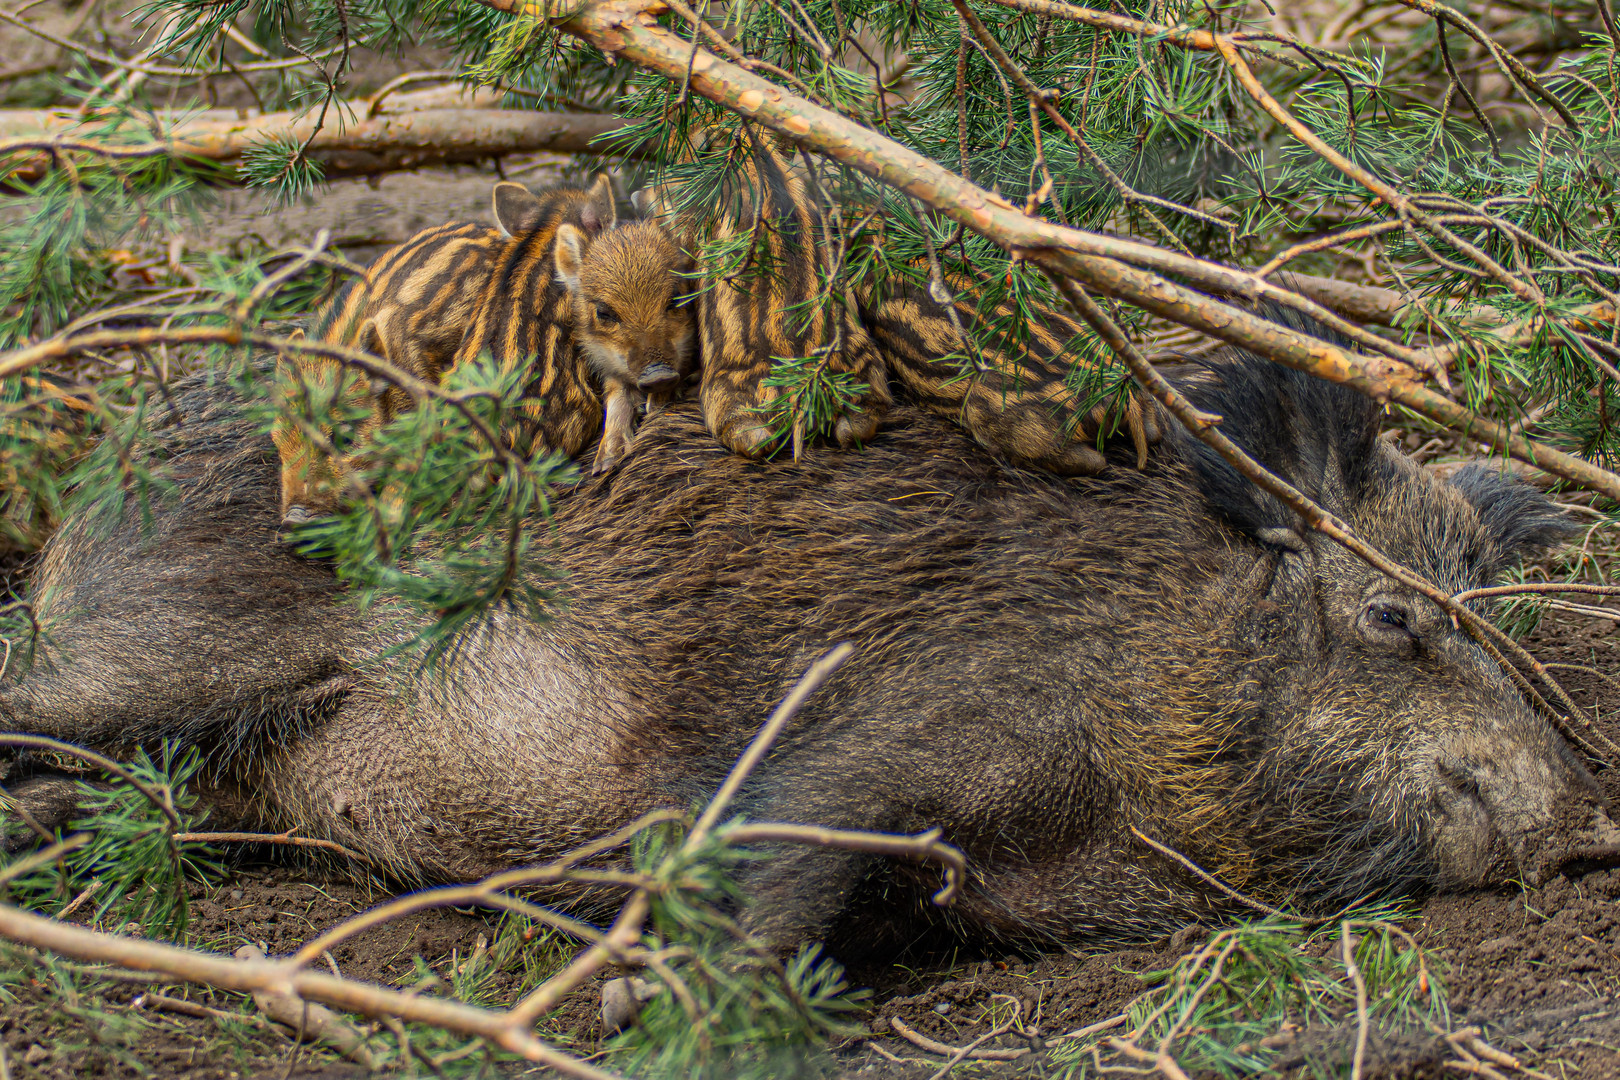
0, 0, 1617, 640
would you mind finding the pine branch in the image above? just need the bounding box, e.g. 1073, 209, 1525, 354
482, 0, 1620, 502
1, 98, 630, 185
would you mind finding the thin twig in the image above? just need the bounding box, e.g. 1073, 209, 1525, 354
1437, 27, 1500, 160
926, 1003, 1021, 1080
1342, 922, 1369, 1080
133, 991, 268, 1026
1452, 582, 1620, 603
171, 831, 369, 863
1128, 826, 1294, 920
58, 879, 104, 920
889, 1017, 1028, 1062
726, 823, 964, 905
689, 643, 854, 842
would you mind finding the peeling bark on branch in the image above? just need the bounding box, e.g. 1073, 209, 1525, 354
497, 0, 1620, 501
0, 90, 630, 184
0, 903, 619, 1079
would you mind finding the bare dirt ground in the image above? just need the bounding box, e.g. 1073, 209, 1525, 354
183, 157, 573, 268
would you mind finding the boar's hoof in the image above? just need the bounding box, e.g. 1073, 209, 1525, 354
600, 976, 661, 1035
2, 775, 97, 853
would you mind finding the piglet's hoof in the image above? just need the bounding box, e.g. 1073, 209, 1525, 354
600, 976, 661, 1034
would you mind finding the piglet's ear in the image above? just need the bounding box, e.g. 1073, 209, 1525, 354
1451, 463, 1579, 575
492, 181, 545, 238
580, 173, 617, 234
553, 224, 586, 293
272, 328, 305, 383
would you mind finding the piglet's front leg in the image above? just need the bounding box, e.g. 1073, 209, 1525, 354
592, 380, 640, 475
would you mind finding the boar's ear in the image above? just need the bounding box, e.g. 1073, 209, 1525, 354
580, 173, 617, 234
1175, 304, 1381, 549
1450, 464, 1578, 574
492, 181, 545, 238
553, 224, 586, 294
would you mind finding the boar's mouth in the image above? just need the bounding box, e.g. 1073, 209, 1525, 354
1428, 737, 1608, 889
1234, 715, 1603, 905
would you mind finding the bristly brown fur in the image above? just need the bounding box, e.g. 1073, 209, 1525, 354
5, 337, 1605, 952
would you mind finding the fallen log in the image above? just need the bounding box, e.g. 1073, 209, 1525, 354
0, 87, 632, 184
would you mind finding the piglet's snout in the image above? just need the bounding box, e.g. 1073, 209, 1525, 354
637, 362, 680, 393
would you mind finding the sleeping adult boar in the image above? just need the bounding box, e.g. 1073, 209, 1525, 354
0, 341, 1607, 950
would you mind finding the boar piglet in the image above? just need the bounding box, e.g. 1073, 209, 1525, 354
553, 220, 698, 473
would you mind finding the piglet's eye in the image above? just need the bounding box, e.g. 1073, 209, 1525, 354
595, 303, 618, 325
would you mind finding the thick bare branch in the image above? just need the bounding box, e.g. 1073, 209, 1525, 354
0, 94, 629, 183
0, 902, 623, 1078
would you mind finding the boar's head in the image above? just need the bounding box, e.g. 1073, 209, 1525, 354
1174, 334, 1605, 906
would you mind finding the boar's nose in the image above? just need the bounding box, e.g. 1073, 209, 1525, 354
637, 362, 679, 393
1554, 806, 1620, 879
1431, 733, 1604, 888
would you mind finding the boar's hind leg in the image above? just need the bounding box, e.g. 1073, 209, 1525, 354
727, 747, 974, 952
734, 832, 888, 952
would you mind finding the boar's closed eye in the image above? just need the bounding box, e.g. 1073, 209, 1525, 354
1361, 601, 1419, 657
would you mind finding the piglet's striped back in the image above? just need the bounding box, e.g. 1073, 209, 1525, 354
271, 176, 621, 526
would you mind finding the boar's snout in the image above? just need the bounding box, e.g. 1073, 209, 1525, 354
1428, 724, 1604, 888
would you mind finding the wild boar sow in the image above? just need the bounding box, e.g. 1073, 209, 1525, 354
1, 338, 1608, 951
